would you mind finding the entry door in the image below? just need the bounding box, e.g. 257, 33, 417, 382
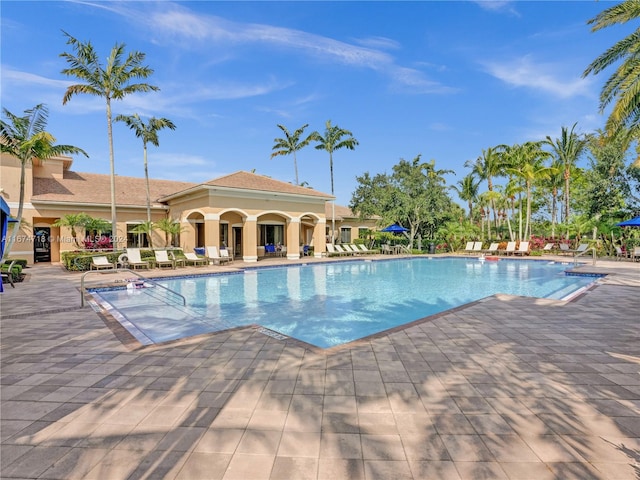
34, 227, 51, 263
233, 227, 242, 258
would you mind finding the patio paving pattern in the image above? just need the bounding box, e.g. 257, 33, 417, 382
1, 257, 639, 479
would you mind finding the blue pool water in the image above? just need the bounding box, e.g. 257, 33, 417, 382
90, 257, 601, 348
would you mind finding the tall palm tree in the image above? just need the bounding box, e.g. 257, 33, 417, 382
583, 0, 640, 144
543, 124, 589, 234
539, 158, 564, 238
465, 146, 505, 231
504, 142, 553, 240
115, 114, 176, 223
270, 124, 315, 185
450, 173, 480, 221
312, 120, 359, 243
0, 104, 87, 260
60, 32, 159, 250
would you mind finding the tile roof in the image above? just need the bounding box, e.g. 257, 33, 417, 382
32, 171, 196, 207
325, 203, 381, 221
199, 171, 333, 199
31, 170, 333, 208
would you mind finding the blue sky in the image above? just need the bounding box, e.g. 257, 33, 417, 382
0, 1, 627, 207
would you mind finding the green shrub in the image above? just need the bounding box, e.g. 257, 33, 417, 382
61, 251, 125, 271
1, 260, 23, 282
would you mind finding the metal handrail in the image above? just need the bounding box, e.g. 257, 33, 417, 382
80, 268, 186, 307
573, 247, 597, 266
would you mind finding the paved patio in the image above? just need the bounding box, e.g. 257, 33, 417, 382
1, 256, 639, 479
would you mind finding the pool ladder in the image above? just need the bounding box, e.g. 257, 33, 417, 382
80, 268, 186, 308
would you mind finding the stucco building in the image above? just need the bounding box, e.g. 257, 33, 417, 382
1, 154, 378, 264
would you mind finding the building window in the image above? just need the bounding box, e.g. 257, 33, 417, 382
127, 224, 149, 248
259, 224, 284, 246
340, 227, 351, 244
220, 223, 229, 248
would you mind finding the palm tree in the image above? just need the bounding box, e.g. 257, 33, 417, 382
270, 124, 316, 185
60, 32, 159, 250
543, 124, 589, 234
583, 0, 640, 144
539, 158, 564, 238
52, 212, 92, 248
115, 114, 176, 223
504, 142, 553, 240
465, 146, 505, 232
0, 104, 88, 260
450, 173, 480, 221
130, 221, 154, 249
312, 120, 359, 243
155, 217, 184, 247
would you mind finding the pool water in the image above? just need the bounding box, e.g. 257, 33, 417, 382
90, 257, 601, 348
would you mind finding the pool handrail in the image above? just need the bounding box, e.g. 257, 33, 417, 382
573, 246, 597, 266
80, 268, 186, 307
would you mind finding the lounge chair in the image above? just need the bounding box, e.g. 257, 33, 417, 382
345, 245, 361, 255
502, 241, 517, 256
542, 243, 556, 254
334, 245, 352, 256
483, 243, 500, 255
560, 243, 589, 257
614, 246, 627, 261
358, 244, 375, 254
125, 248, 151, 269
91, 255, 115, 270
472, 242, 483, 254
326, 243, 345, 257
513, 241, 530, 256
184, 252, 208, 267
154, 250, 175, 269
207, 246, 231, 264
463, 241, 475, 255
220, 248, 233, 263
633, 247, 640, 261
381, 244, 393, 255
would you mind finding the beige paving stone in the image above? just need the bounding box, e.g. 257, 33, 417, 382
317, 458, 364, 480
363, 459, 414, 480
269, 456, 318, 480
320, 433, 362, 459
174, 451, 231, 480
222, 452, 275, 480
39, 447, 109, 479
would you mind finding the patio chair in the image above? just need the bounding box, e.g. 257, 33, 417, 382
207, 246, 230, 264
513, 241, 530, 256
154, 250, 175, 269
542, 243, 556, 254
264, 244, 277, 257
220, 248, 233, 263
502, 241, 517, 255
90, 255, 115, 270
326, 243, 345, 257
633, 247, 640, 262
184, 252, 208, 267
125, 248, 151, 269
614, 246, 627, 261
334, 245, 352, 256
358, 244, 375, 254
483, 243, 500, 255
472, 242, 483, 254
463, 241, 475, 255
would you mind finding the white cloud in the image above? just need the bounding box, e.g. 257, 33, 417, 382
483, 55, 594, 98
94, 1, 451, 94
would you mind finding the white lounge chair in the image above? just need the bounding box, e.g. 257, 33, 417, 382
206, 246, 231, 265
633, 246, 640, 261
483, 243, 499, 255
358, 244, 375, 254
326, 243, 341, 257
184, 252, 208, 266
334, 245, 352, 256
220, 248, 233, 263
560, 243, 589, 257
472, 242, 483, 254
91, 255, 115, 270
125, 248, 151, 269
542, 243, 556, 254
502, 241, 517, 256
463, 241, 475, 255
513, 241, 530, 256
1, 260, 17, 287
154, 250, 175, 269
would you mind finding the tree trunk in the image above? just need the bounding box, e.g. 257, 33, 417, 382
106, 98, 118, 250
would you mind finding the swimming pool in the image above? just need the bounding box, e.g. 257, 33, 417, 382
90, 257, 601, 348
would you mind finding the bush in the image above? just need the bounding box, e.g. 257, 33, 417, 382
1, 260, 23, 283
61, 250, 125, 271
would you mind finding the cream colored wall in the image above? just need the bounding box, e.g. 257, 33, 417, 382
32, 158, 66, 179
0, 153, 32, 203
